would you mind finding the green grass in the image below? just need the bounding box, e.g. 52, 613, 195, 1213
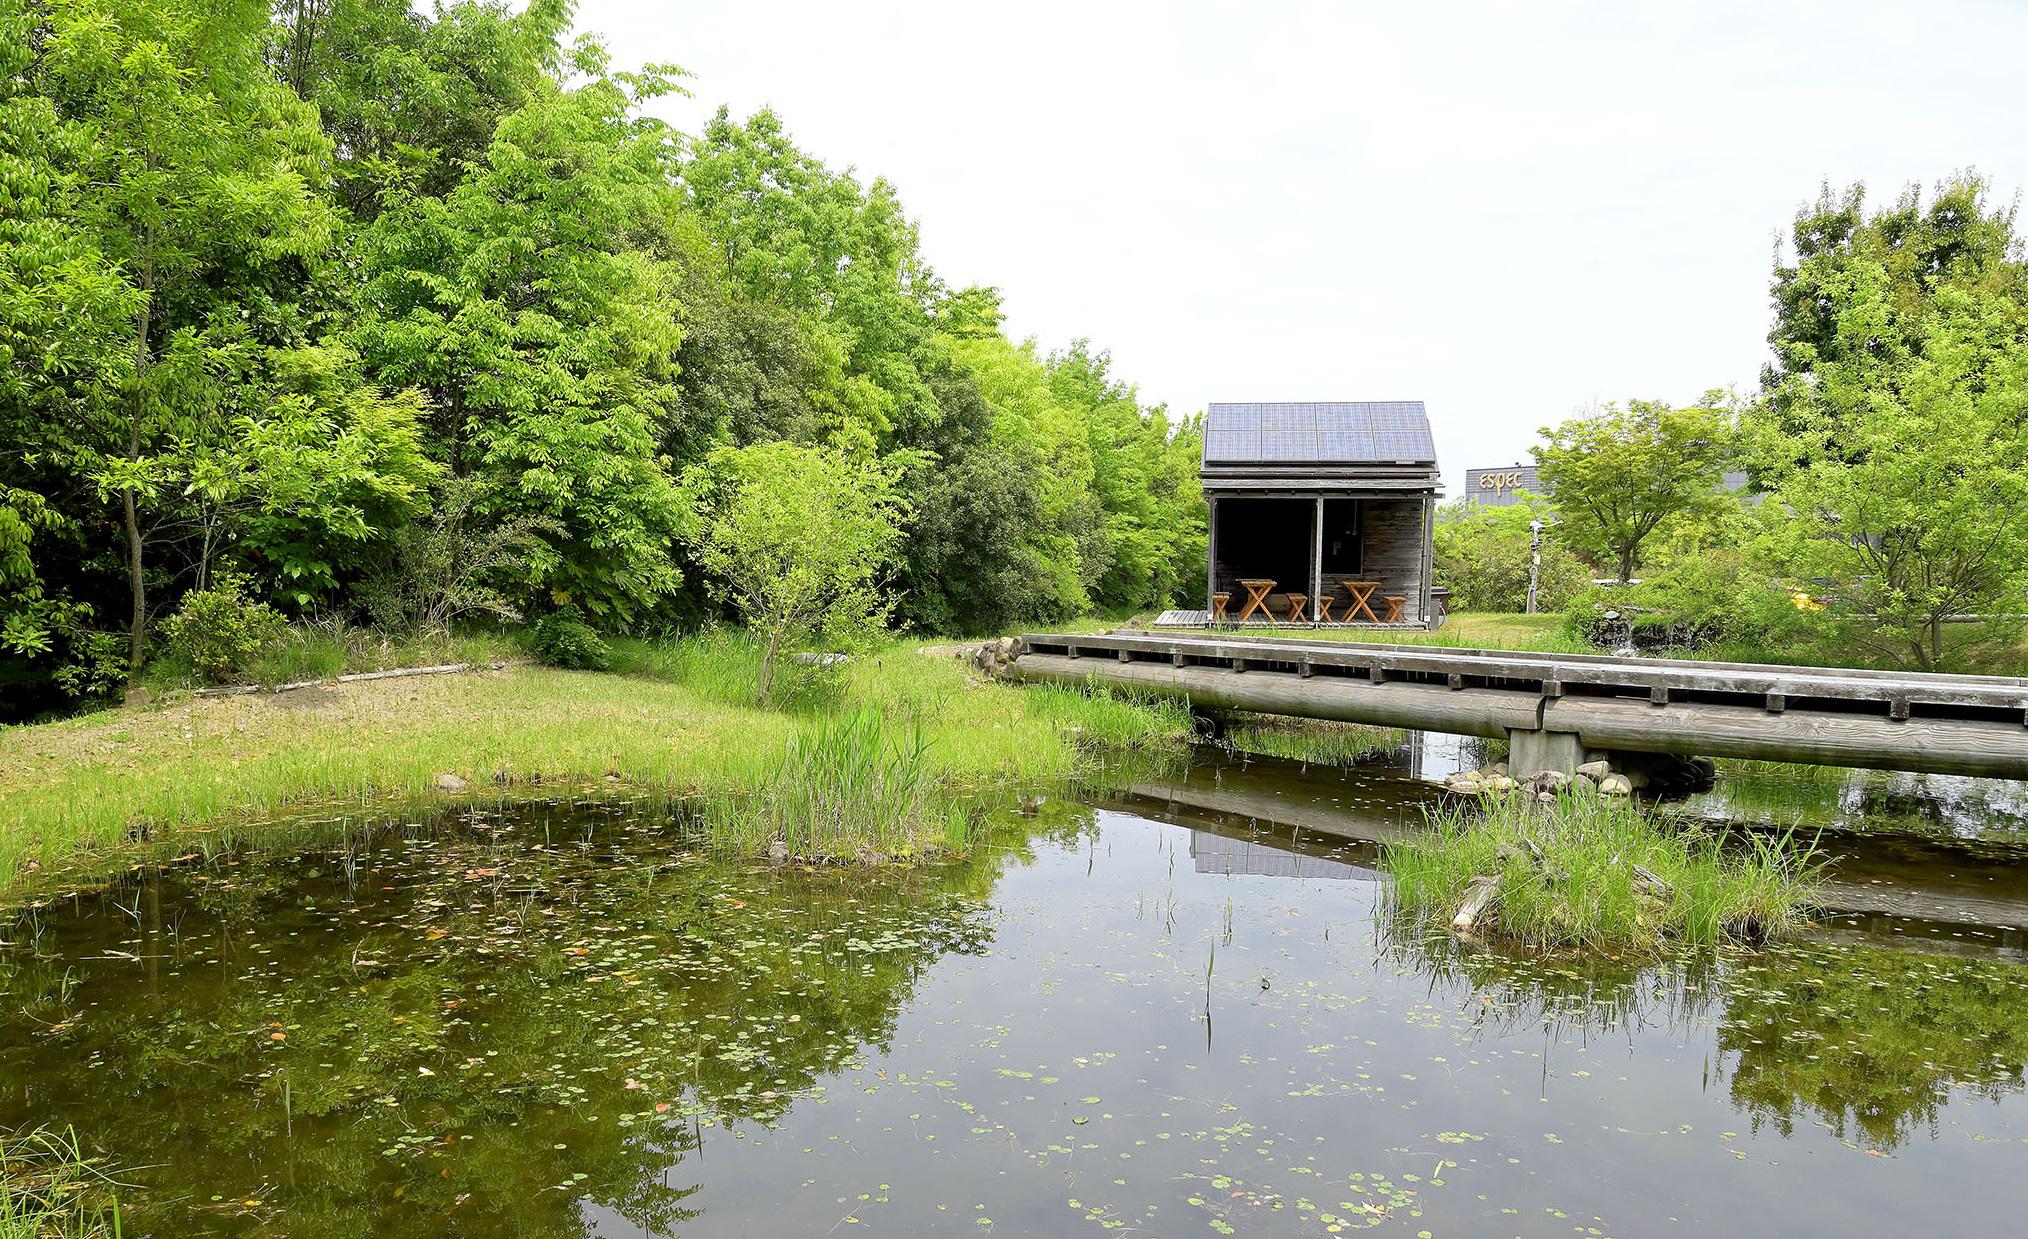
141, 619, 524, 693
1385, 791, 1819, 952
0, 1127, 120, 1239
1223, 717, 1407, 766
702, 706, 968, 860
0, 634, 1191, 893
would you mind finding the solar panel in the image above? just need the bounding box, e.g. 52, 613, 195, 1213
1203, 401, 1433, 464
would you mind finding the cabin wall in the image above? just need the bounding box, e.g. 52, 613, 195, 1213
1359, 497, 1428, 621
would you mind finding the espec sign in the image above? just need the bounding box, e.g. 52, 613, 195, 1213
1464, 464, 1541, 506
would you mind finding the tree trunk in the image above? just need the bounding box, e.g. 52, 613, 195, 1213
124, 238, 156, 675
1617, 544, 1636, 584
758, 626, 782, 702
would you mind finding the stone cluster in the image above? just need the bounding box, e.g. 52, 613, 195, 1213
1442, 751, 1717, 799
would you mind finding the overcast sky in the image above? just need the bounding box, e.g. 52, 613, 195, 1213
579, 0, 2028, 491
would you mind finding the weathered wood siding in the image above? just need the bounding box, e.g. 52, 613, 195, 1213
1360, 498, 1426, 621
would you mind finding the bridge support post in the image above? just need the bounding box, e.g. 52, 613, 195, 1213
1508, 728, 1583, 778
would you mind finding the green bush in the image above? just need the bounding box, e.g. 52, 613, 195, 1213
160, 575, 287, 685
1432, 496, 1591, 613
530, 604, 611, 671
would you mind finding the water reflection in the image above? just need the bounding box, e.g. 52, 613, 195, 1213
2, 758, 2027, 1235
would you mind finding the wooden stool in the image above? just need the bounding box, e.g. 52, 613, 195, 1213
1284, 593, 1309, 623
1316, 595, 1336, 623
1211, 592, 1231, 623
1383, 595, 1405, 623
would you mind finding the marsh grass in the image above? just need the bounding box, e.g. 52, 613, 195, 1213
1386, 791, 1819, 951
0, 635, 1191, 890
702, 707, 965, 859
0, 1127, 120, 1239
1223, 717, 1407, 766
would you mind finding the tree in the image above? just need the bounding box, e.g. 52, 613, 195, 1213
352, 50, 691, 620
680, 442, 909, 701
1534, 397, 1732, 582
1748, 276, 2028, 669
11, 0, 337, 671
1760, 174, 2028, 467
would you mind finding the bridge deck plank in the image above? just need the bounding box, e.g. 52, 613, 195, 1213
1019, 631, 2028, 713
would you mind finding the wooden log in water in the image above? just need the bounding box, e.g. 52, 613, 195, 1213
1453, 876, 1502, 933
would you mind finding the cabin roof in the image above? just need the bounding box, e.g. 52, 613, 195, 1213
1200, 401, 1438, 492
1202, 402, 1435, 466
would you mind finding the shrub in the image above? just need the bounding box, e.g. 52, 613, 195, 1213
1432, 496, 1591, 613
530, 604, 610, 671
160, 575, 287, 685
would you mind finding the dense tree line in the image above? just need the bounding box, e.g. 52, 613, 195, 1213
0, 0, 1205, 716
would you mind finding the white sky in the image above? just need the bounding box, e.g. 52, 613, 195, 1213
579, 0, 2028, 492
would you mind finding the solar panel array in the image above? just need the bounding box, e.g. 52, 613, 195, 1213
1202, 402, 1434, 464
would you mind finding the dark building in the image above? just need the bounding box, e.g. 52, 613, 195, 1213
1199, 402, 1440, 626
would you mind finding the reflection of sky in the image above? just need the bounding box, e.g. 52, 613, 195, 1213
589, 808, 2028, 1237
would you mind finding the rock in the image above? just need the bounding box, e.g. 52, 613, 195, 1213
1449, 777, 1483, 795
1575, 759, 1611, 780
1571, 772, 1597, 792
122, 686, 152, 708
1487, 761, 1509, 778
1532, 769, 1570, 791
766, 839, 789, 866
1487, 775, 1516, 794
432, 772, 469, 794
1535, 790, 1558, 804
1599, 773, 1633, 795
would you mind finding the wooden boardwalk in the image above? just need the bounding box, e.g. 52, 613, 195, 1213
1008, 630, 2028, 780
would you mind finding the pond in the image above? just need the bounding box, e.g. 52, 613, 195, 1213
4, 740, 2028, 1236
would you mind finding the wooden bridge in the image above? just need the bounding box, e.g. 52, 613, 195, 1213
1008, 631, 2028, 780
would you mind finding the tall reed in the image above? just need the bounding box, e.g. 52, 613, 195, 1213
702, 707, 965, 860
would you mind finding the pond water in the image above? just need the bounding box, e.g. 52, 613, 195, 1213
4, 742, 2028, 1236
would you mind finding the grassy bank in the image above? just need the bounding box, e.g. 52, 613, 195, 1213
0, 634, 1190, 892
1386, 791, 1818, 951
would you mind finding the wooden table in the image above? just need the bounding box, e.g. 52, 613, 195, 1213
1211, 592, 1231, 623
1339, 580, 1382, 623
1284, 593, 1309, 624
1236, 578, 1277, 624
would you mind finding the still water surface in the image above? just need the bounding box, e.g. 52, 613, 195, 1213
3, 742, 2027, 1236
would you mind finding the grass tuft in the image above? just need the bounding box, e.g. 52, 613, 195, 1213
0, 1127, 120, 1239
701, 707, 956, 860
1385, 791, 1819, 951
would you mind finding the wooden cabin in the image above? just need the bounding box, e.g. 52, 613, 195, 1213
1196, 401, 1440, 627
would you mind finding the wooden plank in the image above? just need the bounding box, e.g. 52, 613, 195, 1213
1016, 632, 2028, 712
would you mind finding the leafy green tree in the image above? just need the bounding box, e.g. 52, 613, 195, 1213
9, 0, 338, 670
1761, 174, 2028, 467
1748, 280, 2028, 669
352, 50, 689, 620
270, 0, 572, 217
680, 442, 909, 700
1534, 397, 1733, 583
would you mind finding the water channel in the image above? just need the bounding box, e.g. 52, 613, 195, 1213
3, 733, 2026, 1236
